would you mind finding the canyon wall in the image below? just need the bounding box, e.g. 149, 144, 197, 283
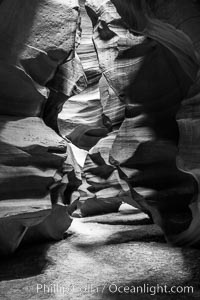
0, 0, 200, 253
0, 0, 86, 254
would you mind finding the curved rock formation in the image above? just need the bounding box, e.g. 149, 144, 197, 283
85, 0, 200, 246
1, 0, 200, 254
0, 0, 86, 255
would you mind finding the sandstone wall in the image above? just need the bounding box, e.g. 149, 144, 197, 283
0, 0, 86, 254
84, 0, 200, 246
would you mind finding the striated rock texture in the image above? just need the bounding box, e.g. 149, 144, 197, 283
0, 0, 86, 254
58, 0, 132, 217
76, 132, 125, 217
72, 0, 150, 217
85, 0, 200, 246
58, 0, 125, 143
0, 0, 87, 132
58, 0, 104, 140
1, 0, 200, 253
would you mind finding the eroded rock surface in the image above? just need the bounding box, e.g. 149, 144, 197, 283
1, 0, 200, 254
0, 0, 85, 255
84, 0, 200, 247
